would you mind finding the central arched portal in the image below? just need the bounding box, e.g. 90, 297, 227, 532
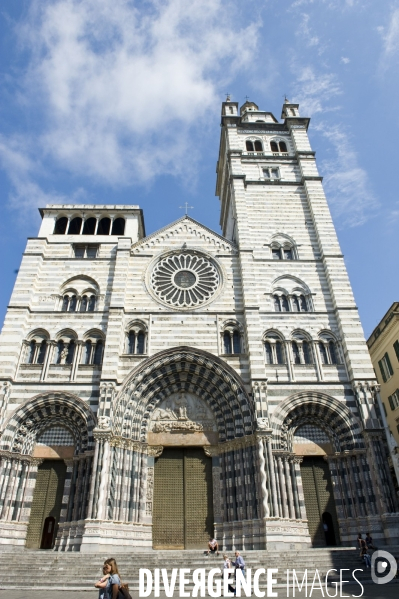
149, 391, 217, 549
152, 447, 214, 549
112, 346, 256, 551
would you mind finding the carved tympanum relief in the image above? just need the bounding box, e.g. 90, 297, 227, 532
149, 392, 217, 433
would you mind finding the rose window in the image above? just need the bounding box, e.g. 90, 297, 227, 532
151, 253, 220, 308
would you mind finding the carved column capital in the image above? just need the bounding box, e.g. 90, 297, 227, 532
147, 445, 163, 458
203, 445, 219, 457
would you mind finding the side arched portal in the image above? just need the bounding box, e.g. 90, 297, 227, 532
0, 392, 95, 550
269, 392, 396, 547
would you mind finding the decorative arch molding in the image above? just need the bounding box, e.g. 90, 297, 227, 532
113, 346, 254, 442
271, 274, 311, 296
271, 391, 364, 452
0, 392, 96, 456
60, 275, 100, 295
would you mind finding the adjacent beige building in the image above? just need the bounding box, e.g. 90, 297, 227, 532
367, 302, 399, 445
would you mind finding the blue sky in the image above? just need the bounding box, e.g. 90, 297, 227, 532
0, 0, 397, 338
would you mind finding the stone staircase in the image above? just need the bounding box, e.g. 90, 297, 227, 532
0, 547, 395, 590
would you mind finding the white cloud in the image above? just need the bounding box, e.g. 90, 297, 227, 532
0, 134, 83, 219
296, 13, 320, 47
292, 66, 342, 115
378, 8, 399, 62
292, 66, 378, 227
341, 56, 350, 64
13, 0, 258, 189
315, 124, 380, 227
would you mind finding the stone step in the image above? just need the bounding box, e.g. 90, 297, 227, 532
0, 547, 388, 590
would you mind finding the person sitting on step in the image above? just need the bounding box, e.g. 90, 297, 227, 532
206, 537, 219, 556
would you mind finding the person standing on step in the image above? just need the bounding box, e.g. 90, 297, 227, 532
94, 562, 111, 599
232, 551, 245, 576
104, 558, 122, 599
223, 554, 236, 595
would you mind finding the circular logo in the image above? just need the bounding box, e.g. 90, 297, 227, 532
150, 252, 220, 309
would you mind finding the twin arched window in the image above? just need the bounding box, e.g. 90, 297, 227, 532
84, 340, 103, 365
127, 329, 146, 355
246, 140, 263, 152
222, 325, 243, 354
27, 340, 47, 364
273, 294, 308, 312
270, 140, 288, 153
319, 338, 339, 365
54, 216, 125, 236
61, 294, 96, 312
272, 246, 294, 260
292, 339, 312, 364
264, 334, 285, 364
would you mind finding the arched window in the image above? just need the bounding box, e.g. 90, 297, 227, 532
254, 140, 263, 151
61, 295, 69, 312
69, 295, 77, 312
66, 340, 75, 365
303, 341, 311, 364
283, 248, 293, 260
246, 140, 254, 151
88, 295, 96, 312
55, 340, 65, 364
137, 331, 145, 354
84, 341, 92, 365
276, 341, 284, 364
329, 341, 337, 364
27, 340, 36, 364
223, 331, 232, 354
54, 217, 68, 235
299, 295, 308, 312
265, 341, 273, 364
233, 330, 241, 353
281, 295, 289, 312
127, 328, 146, 355
273, 295, 281, 312
80, 296, 88, 312
272, 248, 282, 260
128, 331, 135, 354
111, 218, 125, 235
292, 296, 300, 312
67, 217, 82, 235
37, 340, 47, 364
292, 341, 301, 364
319, 342, 328, 365
82, 217, 96, 235
279, 141, 287, 152
97, 217, 111, 235
93, 341, 103, 365
270, 141, 279, 153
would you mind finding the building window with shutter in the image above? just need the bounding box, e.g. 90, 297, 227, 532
394, 339, 399, 362
378, 352, 394, 382
388, 389, 399, 410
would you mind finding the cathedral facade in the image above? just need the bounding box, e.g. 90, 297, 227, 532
0, 98, 398, 552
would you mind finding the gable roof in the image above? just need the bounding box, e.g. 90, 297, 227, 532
131, 215, 236, 253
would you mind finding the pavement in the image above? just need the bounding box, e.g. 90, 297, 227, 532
0, 584, 399, 598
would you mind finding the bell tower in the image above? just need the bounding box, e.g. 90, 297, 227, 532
215, 95, 377, 405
